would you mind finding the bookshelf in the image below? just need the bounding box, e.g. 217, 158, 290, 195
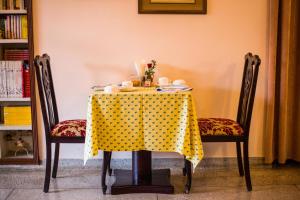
0, 39, 28, 43
0, 0, 38, 165
0, 10, 27, 14
0, 97, 30, 102
0, 124, 32, 130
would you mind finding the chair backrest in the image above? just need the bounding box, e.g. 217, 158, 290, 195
34, 54, 59, 138
236, 53, 261, 136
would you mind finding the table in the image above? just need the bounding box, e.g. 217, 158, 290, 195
84, 88, 203, 194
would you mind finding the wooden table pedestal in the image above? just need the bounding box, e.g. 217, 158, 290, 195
111, 151, 174, 195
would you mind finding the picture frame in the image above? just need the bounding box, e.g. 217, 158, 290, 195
138, 0, 207, 14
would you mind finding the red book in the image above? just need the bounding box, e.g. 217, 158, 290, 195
4, 49, 29, 61
22, 62, 30, 98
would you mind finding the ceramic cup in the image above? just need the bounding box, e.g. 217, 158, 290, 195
121, 81, 133, 88
104, 85, 119, 93
158, 77, 169, 86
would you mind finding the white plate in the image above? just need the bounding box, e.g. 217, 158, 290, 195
91, 86, 105, 91
159, 85, 189, 89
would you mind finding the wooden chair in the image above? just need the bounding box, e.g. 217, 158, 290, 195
34, 54, 112, 193
183, 53, 261, 193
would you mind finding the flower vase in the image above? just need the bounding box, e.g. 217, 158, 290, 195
144, 75, 154, 87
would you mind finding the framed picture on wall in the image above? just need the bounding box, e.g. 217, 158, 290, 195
138, 0, 207, 14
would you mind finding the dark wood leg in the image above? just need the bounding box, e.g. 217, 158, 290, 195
184, 159, 192, 194
132, 150, 152, 185
236, 142, 244, 177
111, 151, 174, 195
52, 143, 60, 178
108, 152, 112, 176
183, 156, 187, 176
102, 151, 110, 194
243, 141, 252, 191
43, 142, 52, 193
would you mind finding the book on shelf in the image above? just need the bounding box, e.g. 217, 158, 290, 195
0, 0, 27, 10
0, 61, 7, 97
22, 61, 30, 97
0, 60, 30, 98
3, 106, 32, 125
0, 15, 27, 39
5, 60, 22, 98
20, 15, 27, 38
4, 49, 29, 60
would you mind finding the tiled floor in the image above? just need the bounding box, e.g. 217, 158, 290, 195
1, 164, 300, 200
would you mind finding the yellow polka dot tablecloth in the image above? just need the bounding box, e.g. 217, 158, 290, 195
84, 88, 203, 170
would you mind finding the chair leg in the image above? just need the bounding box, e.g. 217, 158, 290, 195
182, 156, 187, 176
184, 159, 192, 194
102, 151, 110, 194
236, 142, 244, 177
52, 143, 60, 178
43, 143, 52, 193
243, 141, 252, 191
108, 151, 112, 176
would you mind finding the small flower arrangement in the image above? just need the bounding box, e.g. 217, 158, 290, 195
144, 60, 157, 86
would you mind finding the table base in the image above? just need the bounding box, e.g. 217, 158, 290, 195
111, 169, 174, 195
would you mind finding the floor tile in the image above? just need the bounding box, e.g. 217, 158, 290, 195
1, 164, 300, 200
171, 168, 300, 189
7, 189, 101, 200
0, 189, 12, 200
0, 171, 43, 189
7, 189, 157, 200
158, 185, 300, 200
102, 194, 157, 200
0, 169, 110, 189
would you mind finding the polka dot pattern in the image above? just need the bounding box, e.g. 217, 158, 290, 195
84, 88, 204, 170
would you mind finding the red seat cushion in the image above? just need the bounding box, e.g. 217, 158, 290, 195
198, 118, 244, 136
51, 119, 86, 137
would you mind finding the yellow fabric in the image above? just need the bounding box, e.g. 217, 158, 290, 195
84, 88, 203, 170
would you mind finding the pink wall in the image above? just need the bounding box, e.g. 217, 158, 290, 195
33, 0, 268, 159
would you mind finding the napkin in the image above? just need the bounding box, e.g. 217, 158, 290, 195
157, 83, 192, 92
